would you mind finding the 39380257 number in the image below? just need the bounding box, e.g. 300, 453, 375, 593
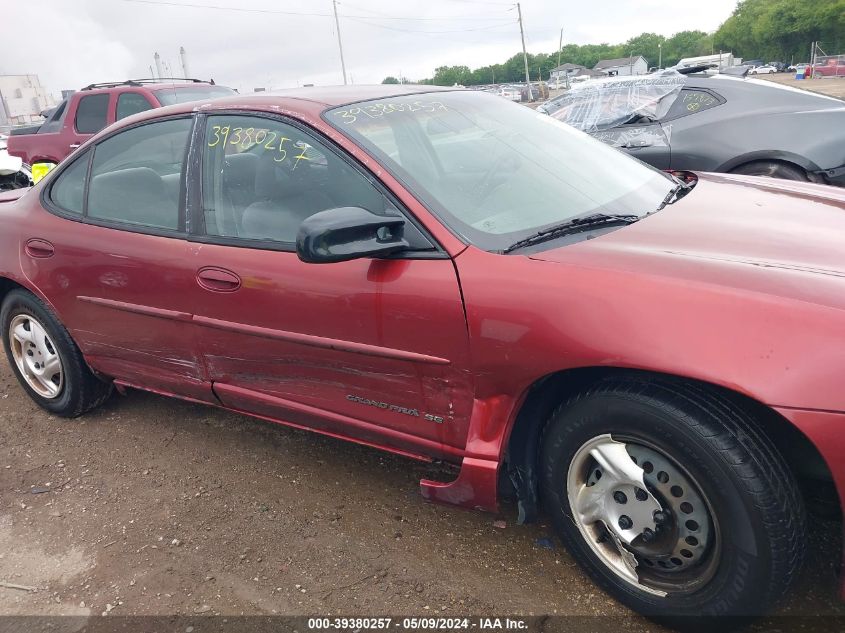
207, 125, 313, 168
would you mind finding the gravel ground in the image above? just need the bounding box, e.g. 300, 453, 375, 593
0, 360, 843, 630
757, 72, 845, 100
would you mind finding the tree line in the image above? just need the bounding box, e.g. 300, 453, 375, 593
383, 0, 844, 86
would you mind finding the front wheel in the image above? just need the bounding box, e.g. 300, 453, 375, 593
540, 377, 805, 625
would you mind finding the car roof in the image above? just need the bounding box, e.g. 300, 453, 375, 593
86, 84, 464, 141
219, 83, 458, 108
684, 74, 844, 108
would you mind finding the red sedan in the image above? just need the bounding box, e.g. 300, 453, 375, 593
1, 85, 843, 624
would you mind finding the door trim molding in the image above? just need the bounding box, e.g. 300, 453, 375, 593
193, 314, 451, 365
77, 296, 451, 365
77, 296, 193, 321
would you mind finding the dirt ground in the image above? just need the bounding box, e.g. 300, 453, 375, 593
1, 359, 844, 630
757, 72, 845, 99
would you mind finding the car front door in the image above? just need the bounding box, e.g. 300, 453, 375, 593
186, 113, 473, 455
26, 116, 214, 402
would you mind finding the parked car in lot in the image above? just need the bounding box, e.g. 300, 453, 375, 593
538, 70, 845, 185
749, 64, 777, 74
3, 85, 845, 625
0, 151, 32, 192
496, 85, 522, 101
6, 78, 234, 174
813, 56, 845, 77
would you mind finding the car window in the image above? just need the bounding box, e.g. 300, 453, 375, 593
74, 94, 110, 134
87, 118, 191, 231
50, 150, 90, 214
663, 89, 722, 120
116, 93, 154, 121
201, 114, 395, 244
40, 99, 68, 134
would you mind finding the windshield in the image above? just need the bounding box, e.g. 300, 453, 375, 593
154, 86, 235, 105
541, 71, 686, 132
325, 91, 675, 251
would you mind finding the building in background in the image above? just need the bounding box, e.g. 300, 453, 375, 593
549, 64, 606, 84
0, 75, 57, 126
593, 56, 648, 77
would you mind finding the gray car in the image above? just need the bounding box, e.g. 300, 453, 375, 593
539, 71, 845, 186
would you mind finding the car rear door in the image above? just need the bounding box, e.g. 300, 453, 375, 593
26, 115, 214, 402
186, 112, 473, 456
64, 91, 113, 157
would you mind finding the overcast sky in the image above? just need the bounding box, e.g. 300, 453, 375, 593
3, 0, 738, 97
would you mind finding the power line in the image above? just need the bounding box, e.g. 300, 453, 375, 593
122, 0, 513, 21
344, 16, 517, 34
122, 0, 332, 17
441, 0, 516, 5
338, 1, 513, 21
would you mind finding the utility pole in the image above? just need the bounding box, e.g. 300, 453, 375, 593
557, 28, 563, 89
332, 0, 348, 85
517, 3, 532, 101
658, 43, 662, 70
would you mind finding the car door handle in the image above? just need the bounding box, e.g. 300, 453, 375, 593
69, 143, 81, 149
621, 140, 653, 149
24, 238, 55, 259
196, 267, 241, 292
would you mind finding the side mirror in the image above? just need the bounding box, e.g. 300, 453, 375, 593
296, 206, 409, 264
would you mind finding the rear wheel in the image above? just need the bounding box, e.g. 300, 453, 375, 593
731, 160, 808, 181
540, 377, 805, 625
1, 289, 111, 417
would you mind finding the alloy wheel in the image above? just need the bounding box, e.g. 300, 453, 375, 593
8, 313, 64, 399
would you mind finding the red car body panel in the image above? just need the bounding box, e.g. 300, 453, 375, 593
2, 86, 845, 577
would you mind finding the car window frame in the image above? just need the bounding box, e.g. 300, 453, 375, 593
42, 113, 195, 240
661, 87, 725, 122
189, 109, 447, 259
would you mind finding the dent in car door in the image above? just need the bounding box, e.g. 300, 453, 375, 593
191, 248, 472, 453
189, 113, 473, 456
26, 118, 214, 402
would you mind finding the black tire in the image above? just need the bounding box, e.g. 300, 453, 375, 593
540, 376, 805, 626
731, 160, 808, 181
1, 289, 111, 417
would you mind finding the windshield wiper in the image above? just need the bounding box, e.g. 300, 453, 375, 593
503, 213, 640, 254
655, 178, 692, 212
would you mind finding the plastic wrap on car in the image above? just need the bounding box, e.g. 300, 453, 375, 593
543, 70, 686, 133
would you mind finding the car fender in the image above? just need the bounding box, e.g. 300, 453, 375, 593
0, 189, 64, 314
454, 245, 845, 431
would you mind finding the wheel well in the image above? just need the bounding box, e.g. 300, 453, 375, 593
505, 366, 839, 523
0, 277, 26, 306
728, 158, 825, 183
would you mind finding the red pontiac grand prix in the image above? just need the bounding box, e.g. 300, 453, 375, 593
1, 85, 844, 624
